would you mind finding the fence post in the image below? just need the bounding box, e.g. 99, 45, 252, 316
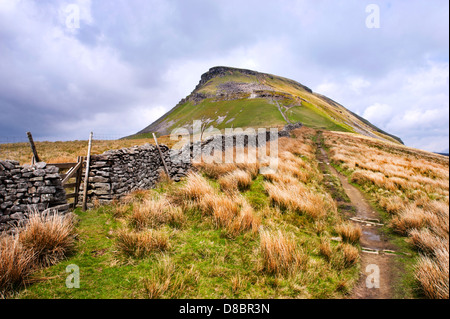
26, 132, 40, 163
74, 156, 83, 208
82, 132, 93, 211
152, 133, 170, 179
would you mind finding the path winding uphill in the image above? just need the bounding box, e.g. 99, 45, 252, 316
316, 132, 400, 299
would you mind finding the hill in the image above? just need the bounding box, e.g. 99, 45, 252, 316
131, 66, 403, 144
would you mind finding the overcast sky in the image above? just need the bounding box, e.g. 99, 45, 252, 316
0, 0, 448, 152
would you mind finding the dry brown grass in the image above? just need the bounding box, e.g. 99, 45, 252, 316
130, 197, 185, 230
415, 249, 449, 299
259, 228, 308, 275
324, 130, 449, 298
18, 211, 76, 267
330, 243, 360, 270
205, 194, 260, 237
378, 195, 406, 214
142, 255, 199, 299
173, 172, 259, 237
264, 181, 331, 220
0, 210, 76, 294
390, 204, 437, 235
221, 202, 260, 237
177, 172, 215, 202
1, 136, 178, 165
263, 171, 299, 185
231, 274, 242, 295
0, 235, 35, 293
194, 162, 237, 179
122, 189, 153, 204
409, 228, 449, 256
335, 222, 362, 244
319, 239, 332, 261
218, 169, 252, 192
116, 229, 169, 258
340, 243, 360, 268
319, 240, 359, 270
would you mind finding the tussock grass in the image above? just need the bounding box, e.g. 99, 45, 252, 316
177, 172, 215, 201
19, 211, 76, 267
208, 194, 260, 237
122, 189, 152, 204
332, 243, 360, 270
116, 229, 169, 258
259, 228, 308, 275
142, 255, 199, 299
194, 162, 237, 179
319, 239, 332, 261
378, 195, 406, 214
390, 204, 435, 235
221, 202, 260, 237
264, 181, 330, 220
263, 171, 299, 185
236, 161, 260, 179
130, 197, 185, 230
0, 236, 35, 294
335, 222, 362, 244
218, 169, 252, 192
415, 250, 449, 299
409, 229, 449, 256
319, 240, 359, 269
0, 210, 75, 294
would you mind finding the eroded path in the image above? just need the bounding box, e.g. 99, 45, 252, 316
316, 132, 399, 299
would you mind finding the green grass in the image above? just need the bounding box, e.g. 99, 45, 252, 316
286, 101, 350, 132
163, 98, 287, 132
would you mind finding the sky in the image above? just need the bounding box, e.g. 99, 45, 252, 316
0, 0, 448, 153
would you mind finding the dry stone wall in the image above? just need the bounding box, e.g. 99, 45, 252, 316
0, 160, 68, 233
83, 143, 191, 206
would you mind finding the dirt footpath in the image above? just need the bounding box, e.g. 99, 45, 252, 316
316, 134, 400, 299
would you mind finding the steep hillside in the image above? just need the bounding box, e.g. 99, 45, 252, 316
132, 66, 403, 144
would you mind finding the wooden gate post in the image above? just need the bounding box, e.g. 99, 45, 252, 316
26, 132, 40, 163
74, 156, 83, 207
82, 132, 93, 211
152, 133, 170, 178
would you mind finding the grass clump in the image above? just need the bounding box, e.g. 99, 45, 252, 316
335, 222, 362, 244
18, 211, 76, 267
218, 169, 252, 192
0, 236, 35, 294
259, 228, 308, 275
116, 229, 169, 258
130, 197, 185, 230
0, 210, 76, 295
